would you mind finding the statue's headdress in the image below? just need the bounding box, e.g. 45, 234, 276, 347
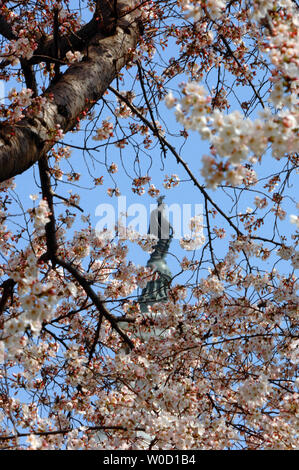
157, 195, 166, 206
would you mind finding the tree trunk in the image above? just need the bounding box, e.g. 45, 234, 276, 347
0, 12, 142, 183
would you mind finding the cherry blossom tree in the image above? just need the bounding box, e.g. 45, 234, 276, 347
0, 0, 298, 450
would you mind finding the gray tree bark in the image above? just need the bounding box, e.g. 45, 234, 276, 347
0, 3, 142, 183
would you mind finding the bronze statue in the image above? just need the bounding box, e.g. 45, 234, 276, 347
138, 196, 173, 312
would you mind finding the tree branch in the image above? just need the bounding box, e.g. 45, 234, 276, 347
0, 15, 16, 41
54, 257, 135, 351
0, 279, 16, 318
0, 424, 146, 442
29, 17, 101, 66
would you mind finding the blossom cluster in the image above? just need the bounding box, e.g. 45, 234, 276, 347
65, 50, 84, 63
167, 83, 298, 169
166, 89, 298, 188
4, 36, 36, 65
3, 253, 58, 357
93, 119, 114, 141
180, 0, 226, 21
180, 215, 205, 251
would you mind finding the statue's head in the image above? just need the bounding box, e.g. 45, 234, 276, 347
157, 195, 166, 206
